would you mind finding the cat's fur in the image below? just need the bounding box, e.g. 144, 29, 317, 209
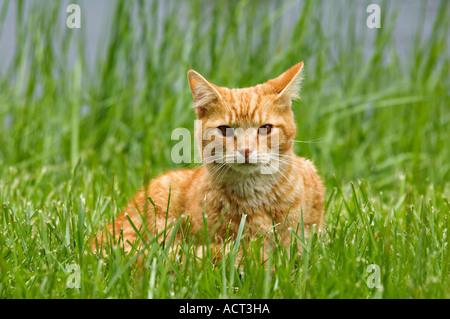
93, 62, 325, 257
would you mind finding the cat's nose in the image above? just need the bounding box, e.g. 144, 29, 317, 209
238, 148, 251, 159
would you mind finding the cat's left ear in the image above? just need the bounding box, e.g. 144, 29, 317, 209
266, 61, 304, 106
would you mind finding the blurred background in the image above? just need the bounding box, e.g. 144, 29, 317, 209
0, 0, 448, 201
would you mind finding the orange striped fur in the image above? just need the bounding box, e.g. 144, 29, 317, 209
94, 62, 325, 258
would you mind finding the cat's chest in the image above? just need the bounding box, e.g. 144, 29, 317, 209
192, 175, 302, 239
202, 186, 297, 239
207, 176, 299, 215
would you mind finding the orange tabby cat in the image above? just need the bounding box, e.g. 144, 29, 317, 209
93, 62, 325, 258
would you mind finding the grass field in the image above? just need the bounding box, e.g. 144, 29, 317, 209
0, 0, 449, 299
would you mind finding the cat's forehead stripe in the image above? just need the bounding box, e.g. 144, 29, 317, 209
220, 89, 270, 124
248, 92, 258, 120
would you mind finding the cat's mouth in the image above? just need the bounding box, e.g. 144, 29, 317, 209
240, 161, 257, 165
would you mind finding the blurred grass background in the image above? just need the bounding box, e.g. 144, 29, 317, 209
0, 0, 448, 298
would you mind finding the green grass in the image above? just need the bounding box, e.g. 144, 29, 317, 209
0, 0, 449, 298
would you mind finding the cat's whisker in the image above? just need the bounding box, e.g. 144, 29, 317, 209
265, 153, 296, 165
191, 162, 203, 169
293, 137, 324, 144
271, 155, 296, 164
264, 161, 295, 188
258, 154, 294, 178
261, 154, 304, 187
223, 154, 237, 164
203, 155, 224, 164
263, 158, 292, 173
278, 153, 304, 163
209, 162, 227, 174
212, 163, 231, 183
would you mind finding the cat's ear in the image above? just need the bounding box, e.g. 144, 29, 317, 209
266, 61, 304, 106
187, 69, 222, 112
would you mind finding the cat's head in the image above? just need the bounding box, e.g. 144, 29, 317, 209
187, 62, 303, 176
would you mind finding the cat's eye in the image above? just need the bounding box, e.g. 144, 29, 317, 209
218, 125, 233, 137
258, 124, 273, 135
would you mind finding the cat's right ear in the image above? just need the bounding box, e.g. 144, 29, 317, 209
187, 69, 222, 115
266, 62, 304, 107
